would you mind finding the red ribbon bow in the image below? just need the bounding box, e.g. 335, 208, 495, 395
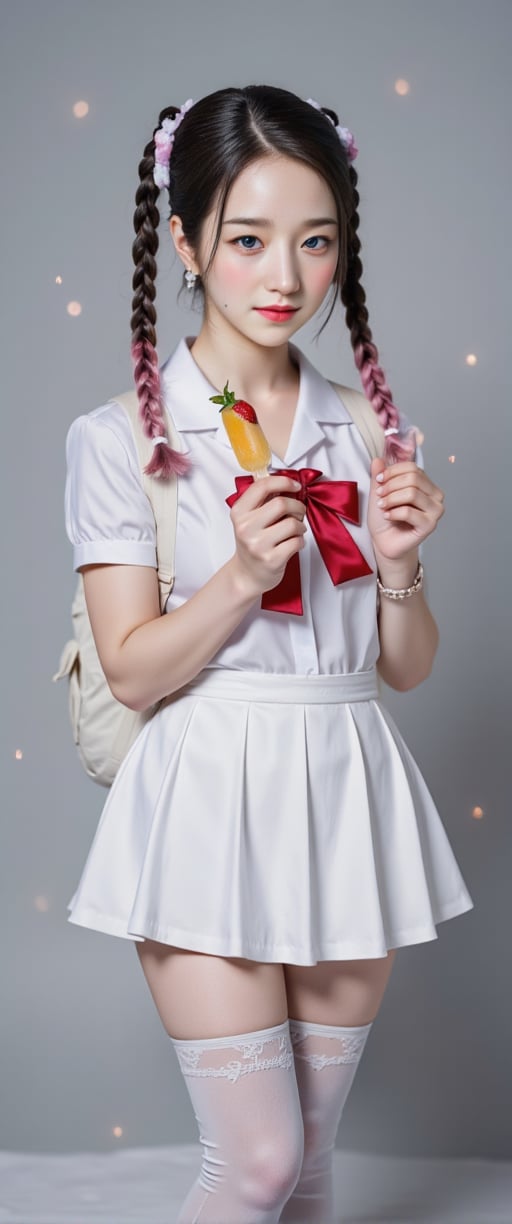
225, 467, 373, 615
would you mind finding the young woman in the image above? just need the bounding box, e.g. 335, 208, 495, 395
64, 85, 474, 1223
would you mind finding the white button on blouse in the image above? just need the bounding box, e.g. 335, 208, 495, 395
64, 335, 420, 677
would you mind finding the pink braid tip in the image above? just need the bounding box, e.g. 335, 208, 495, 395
130, 339, 191, 479
384, 428, 417, 465
143, 443, 190, 479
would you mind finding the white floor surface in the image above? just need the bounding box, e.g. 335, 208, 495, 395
0, 1145, 511, 1223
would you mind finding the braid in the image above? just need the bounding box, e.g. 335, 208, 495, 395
341, 165, 416, 464
130, 106, 190, 479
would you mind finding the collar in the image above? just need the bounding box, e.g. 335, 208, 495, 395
160, 335, 354, 467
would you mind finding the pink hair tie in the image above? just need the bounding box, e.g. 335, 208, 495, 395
306, 97, 358, 162
153, 98, 195, 189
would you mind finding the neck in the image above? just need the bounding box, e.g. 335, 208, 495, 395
188, 318, 299, 403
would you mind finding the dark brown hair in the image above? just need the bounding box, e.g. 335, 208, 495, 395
131, 84, 415, 479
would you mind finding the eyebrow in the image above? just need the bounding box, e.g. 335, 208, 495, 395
223, 216, 338, 227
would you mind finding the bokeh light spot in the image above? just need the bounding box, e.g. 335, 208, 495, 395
33, 895, 50, 912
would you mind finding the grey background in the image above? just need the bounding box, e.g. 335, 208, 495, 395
1, 0, 510, 1157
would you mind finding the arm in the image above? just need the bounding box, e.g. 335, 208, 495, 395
374, 547, 439, 691
81, 474, 306, 712
368, 458, 445, 692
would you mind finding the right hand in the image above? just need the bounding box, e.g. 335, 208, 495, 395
229, 474, 307, 598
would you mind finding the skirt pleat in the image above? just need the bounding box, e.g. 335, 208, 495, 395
67, 668, 474, 963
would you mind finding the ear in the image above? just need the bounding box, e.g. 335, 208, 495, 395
169, 215, 199, 276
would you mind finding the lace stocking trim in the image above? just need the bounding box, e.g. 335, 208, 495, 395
173, 1030, 294, 1084
289, 1020, 371, 1068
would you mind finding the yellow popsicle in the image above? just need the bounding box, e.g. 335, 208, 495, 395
221, 407, 271, 473
209, 381, 271, 476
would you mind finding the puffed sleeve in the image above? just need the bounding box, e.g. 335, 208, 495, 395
64, 409, 157, 572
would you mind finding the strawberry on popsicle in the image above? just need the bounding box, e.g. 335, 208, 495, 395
209, 381, 271, 477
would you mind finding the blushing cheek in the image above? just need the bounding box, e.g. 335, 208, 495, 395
220, 259, 254, 290
309, 262, 336, 295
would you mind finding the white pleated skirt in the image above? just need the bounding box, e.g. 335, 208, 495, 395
67, 667, 474, 964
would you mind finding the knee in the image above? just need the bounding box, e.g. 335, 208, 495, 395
241, 1126, 304, 1208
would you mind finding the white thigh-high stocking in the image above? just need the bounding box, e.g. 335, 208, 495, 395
170, 1019, 305, 1224
279, 1018, 373, 1223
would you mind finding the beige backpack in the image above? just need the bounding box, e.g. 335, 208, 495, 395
52, 382, 385, 788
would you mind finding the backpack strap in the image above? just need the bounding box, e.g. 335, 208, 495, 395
328, 381, 386, 461
108, 390, 183, 614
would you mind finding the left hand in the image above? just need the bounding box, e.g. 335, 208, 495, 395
367, 457, 445, 562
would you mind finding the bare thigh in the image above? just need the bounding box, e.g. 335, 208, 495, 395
284, 949, 398, 1027
135, 940, 289, 1040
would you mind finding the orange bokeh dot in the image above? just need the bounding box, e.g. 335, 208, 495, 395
33, 895, 50, 912
448, 455, 456, 463
466, 353, 478, 366
112, 1126, 123, 1138
15, 748, 23, 759
67, 301, 82, 317
73, 100, 89, 119
394, 79, 410, 96
472, 806, 484, 819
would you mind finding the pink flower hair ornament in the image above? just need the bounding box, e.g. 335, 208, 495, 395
153, 98, 195, 189
306, 98, 359, 162
152, 96, 358, 191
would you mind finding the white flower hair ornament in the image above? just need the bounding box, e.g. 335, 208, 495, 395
153, 98, 195, 188
306, 97, 359, 162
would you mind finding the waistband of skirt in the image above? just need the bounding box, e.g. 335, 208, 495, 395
172, 666, 380, 705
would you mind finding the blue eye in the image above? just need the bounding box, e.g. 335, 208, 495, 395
234, 235, 261, 249
231, 234, 331, 252
304, 236, 329, 249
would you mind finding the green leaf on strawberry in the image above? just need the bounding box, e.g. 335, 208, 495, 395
209, 380, 238, 412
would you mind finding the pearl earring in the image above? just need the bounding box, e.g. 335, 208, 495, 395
185, 268, 197, 289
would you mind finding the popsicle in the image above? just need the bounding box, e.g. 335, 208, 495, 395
209, 381, 271, 477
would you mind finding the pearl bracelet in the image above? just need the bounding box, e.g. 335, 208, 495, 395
376, 561, 424, 600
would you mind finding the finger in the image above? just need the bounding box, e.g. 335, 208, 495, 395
233, 494, 305, 532
264, 516, 308, 548
376, 461, 419, 485
381, 479, 444, 510
272, 533, 307, 567
236, 474, 302, 510
376, 468, 445, 505
371, 457, 386, 478
235, 508, 306, 552
382, 504, 435, 531
256, 496, 306, 528
259, 538, 306, 592
377, 486, 433, 513
375, 470, 425, 497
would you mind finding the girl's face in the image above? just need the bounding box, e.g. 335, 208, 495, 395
194, 155, 340, 346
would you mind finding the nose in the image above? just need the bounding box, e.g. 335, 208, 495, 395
265, 243, 301, 296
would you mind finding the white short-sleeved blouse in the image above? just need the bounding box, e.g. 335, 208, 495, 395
64, 337, 476, 958
64, 335, 421, 677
